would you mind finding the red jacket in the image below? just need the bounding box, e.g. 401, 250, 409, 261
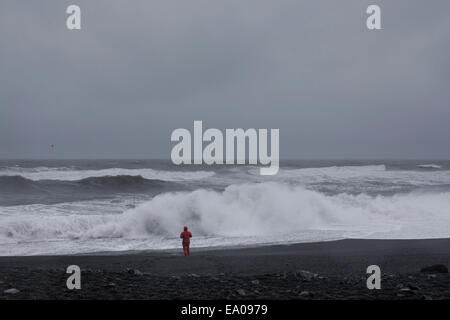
180, 228, 192, 244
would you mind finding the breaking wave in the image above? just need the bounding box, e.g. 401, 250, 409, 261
2, 182, 450, 246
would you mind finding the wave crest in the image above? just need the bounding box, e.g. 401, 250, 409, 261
0, 175, 180, 206
0, 167, 215, 182
2, 182, 450, 251
417, 164, 443, 169
86, 182, 450, 239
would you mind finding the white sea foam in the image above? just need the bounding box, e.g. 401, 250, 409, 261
1, 182, 450, 255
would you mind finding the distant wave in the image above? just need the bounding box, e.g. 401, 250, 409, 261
249, 164, 450, 189
0, 167, 215, 182
0, 174, 172, 189
0, 175, 35, 191
248, 164, 387, 176
78, 175, 164, 187
417, 164, 443, 169
0, 175, 182, 206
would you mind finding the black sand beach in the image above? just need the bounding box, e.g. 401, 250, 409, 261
1, 239, 449, 300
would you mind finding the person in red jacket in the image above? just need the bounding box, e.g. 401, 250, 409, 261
180, 226, 192, 256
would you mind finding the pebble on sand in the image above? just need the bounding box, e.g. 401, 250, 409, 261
398, 287, 415, 295
296, 270, 318, 281
299, 291, 314, 298
127, 269, 144, 276
236, 289, 246, 296
4, 288, 20, 294
189, 273, 201, 278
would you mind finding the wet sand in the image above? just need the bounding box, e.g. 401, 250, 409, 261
0, 239, 449, 300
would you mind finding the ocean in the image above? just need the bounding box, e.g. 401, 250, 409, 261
1, 159, 449, 256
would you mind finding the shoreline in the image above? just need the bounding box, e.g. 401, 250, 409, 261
4, 236, 450, 258
1, 239, 449, 299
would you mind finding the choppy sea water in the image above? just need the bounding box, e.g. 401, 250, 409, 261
1, 159, 450, 256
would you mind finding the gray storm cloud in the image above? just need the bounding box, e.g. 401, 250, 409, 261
0, 0, 449, 159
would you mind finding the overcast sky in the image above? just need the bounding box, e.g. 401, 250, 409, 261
0, 0, 449, 159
